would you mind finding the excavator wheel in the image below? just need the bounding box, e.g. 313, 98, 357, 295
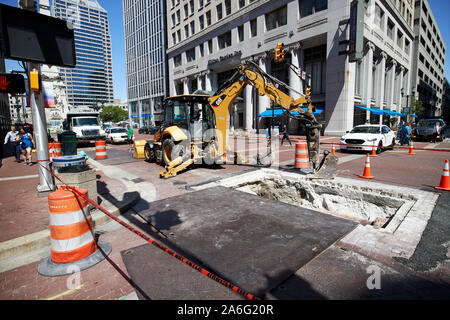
144, 144, 156, 162
162, 138, 176, 166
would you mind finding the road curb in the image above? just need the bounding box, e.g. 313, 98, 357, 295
0, 187, 140, 265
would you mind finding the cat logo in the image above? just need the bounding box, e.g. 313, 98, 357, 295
211, 95, 226, 108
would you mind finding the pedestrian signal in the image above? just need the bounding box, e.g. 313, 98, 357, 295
0, 73, 25, 94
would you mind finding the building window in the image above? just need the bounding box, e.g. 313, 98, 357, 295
315, 0, 327, 12
300, 0, 327, 18
206, 10, 211, 26
218, 31, 231, 49
405, 39, 410, 55
208, 39, 213, 54
304, 45, 327, 95
225, 0, 231, 15
199, 43, 204, 57
185, 25, 189, 38
265, 6, 287, 31
190, 0, 194, 14
186, 48, 196, 62
199, 15, 204, 30
199, 0, 204, 8
238, 24, 244, 42
239, 0, 245, 8
250, 18, 257, 37
300, 0, 313, 17
387, 19, 394, 40
217, 3, 223, 20
374, 4, 384, 30
184, 4, 188, 19
190, 21, 195, 35
397, 31, 403, 49
174, 54, 182, 67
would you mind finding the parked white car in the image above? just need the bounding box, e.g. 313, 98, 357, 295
339, 124, 396, 153
105, 127, 128, 144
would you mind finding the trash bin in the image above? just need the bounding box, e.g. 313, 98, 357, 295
58, 131, 77, 156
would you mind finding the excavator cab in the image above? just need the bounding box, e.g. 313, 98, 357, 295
144, 94, 219, 177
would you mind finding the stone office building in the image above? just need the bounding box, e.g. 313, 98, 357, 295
410, 0, 446, 118
166, 0, 415, 136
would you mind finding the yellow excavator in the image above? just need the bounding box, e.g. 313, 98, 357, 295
144, 60, 338, 179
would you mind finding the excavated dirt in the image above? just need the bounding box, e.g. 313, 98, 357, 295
235, 177, 407, 228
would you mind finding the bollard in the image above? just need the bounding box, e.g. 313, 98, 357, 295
295, 141, 310, 169
95, 140, 107, 159
37, 186, 111, 276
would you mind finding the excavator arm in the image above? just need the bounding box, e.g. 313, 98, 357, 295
208, 61, 332, 173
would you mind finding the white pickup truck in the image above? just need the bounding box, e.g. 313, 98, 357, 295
63, 112, 106, 142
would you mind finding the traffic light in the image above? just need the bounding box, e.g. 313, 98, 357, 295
275, 42, 285, 62
0, 73, 26, 94
305, 87, 311, 97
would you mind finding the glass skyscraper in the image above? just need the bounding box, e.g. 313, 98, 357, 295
52, 0, 114, 108
122, 0, 167, 126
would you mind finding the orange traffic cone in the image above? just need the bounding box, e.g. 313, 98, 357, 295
359, 154, 375, 179
331, 144, 336, 155
435, 160, 450, 191
408, 141, 415, 155
371, 141, 377, 157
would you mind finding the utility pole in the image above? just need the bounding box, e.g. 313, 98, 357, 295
20, 0, 55, 194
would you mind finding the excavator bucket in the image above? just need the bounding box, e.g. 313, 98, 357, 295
160, 156, 195, 179
308, 151, 338, 179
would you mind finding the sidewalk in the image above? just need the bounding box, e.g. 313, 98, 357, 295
0, 154, 139, 268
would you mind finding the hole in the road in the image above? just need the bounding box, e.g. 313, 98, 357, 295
233, 177, 416, 230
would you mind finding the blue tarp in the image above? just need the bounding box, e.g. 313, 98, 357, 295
258, 108, 324, 117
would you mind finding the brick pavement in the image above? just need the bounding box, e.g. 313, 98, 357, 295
1, 132, 449, 300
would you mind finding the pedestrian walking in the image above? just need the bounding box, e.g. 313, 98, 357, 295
431, 121, 442, 143
280, 125, 292, 146
399, 122, 411, 146
127, 124, 134, 152
3, 125, 21, 162
17, 127, 35, 165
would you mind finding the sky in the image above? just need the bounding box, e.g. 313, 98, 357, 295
1, 0, 450, 103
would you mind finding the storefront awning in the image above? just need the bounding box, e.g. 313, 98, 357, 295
355, 105, 404, 117
258, 108, 324, 118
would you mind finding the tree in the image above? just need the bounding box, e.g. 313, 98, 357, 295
410, 97, 424, 116
100, 106, 128, 123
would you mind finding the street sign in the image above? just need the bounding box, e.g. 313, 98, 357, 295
0, 3, 76, 67
0, 73, 26, 94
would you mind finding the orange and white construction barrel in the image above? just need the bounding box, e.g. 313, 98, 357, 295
295, 140, 310, 169
48, 142, 63, 161
95, 140, 107, 159
37, 186, 111, 277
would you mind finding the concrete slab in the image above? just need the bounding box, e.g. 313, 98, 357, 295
267, 245, 450, 300
130, 186, 357, 298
